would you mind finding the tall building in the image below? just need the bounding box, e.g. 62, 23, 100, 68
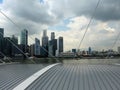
42, 30, 49, 57
3, 37, 12, 56
20, 29, 28, 45
43, 29, 47, 37
0, 28, 4, 39
42, 30, 48, 47
11, 35, 18, 56
11, 35, 18, 44
88, 47, 92, 54
34, 38, 40, 56
58, 37, 63, 53
20, 29, 28, 52
48, 40, 53, 57
0, 28, 4, 54
48, 32, 57, 57
51, 32, 55, 40
30, 44, 35, 56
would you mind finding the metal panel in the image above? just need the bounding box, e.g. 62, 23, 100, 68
0, 64, 48, 90
26, 64, 120, 90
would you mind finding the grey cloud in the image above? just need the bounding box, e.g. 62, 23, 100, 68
98, 29, 113, 34
3, 18, 46, 35
2, 0, 57, 25
1, 0, 58, 35
76, 0, 120, 21
49, 0, 120, 21
93, 0, 120, 21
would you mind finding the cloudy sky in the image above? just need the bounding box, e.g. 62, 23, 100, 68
0, 0, 120, 51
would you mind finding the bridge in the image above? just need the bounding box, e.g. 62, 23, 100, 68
0, 59, 120, 90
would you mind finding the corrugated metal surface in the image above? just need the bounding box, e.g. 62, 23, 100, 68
26, 64, 120, 90
0, 64, 48, 90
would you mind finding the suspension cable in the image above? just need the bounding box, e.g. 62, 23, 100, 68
77, 0, 101, 51
0, 10, 60, 62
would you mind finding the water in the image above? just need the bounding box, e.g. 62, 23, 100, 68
63, 59, 120, 65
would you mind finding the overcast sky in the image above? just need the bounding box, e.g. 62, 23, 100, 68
0, 0, 120, 51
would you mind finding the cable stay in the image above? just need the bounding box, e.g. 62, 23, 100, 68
0, 10, 60, 62
77, 0, 101, 50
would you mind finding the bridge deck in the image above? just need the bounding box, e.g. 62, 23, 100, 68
1, 60, 120, 90
26, 63, 120, 90
0, 64, 48, 90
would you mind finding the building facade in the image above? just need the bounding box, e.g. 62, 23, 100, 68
34, 38, 40, 56
3, 37, 12, 57
58, 37, 63, 53
30, 44, 35, 56
51, 32, 55, 40
20, 29, 28, 52
11, 35, 18, 56
0, 28, 4, 54
42, 30, 49, 57
48, 32, 57, 57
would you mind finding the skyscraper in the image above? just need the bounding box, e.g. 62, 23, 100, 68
0, 28, 4, 39
34, 38, 40, 56
3, 37, 12, 56
20, 29, 28, 53
30, 44, 35, 56
48, 40, 53, 57
11, 35, 18, 44
88, 47, 92, 54
51, 32, 55, 40
42, 30, 49, 57
11, 35, 19, 56
20, 29, 28, 45
48, 32, 57, 57
0, 28, 4, 53
42, 30, 48, 47
58, 37, 63, 53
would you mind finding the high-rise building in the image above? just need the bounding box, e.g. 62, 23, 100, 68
20, 29, 28, 45
20, 29, 28, 53
42, 30, 48, 47
43, 29, 47, 37
48, 32, 57, 57
30, 44, 35, 56
0, 28, 4, 54
48, 40, 53, 57
0, 28, 4, 39
51, 32, 55, 40
3, 37, 12, 56
48, 39, 57, 57
42, 30, 49, 57
88, 47, 92, 54
11, 35, 18, 44
11, 35, 18, 56
34, 38, 40, 56
58, 37, 63, 53
53, 39, 57, 56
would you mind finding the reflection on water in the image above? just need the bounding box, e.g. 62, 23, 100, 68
63, 59, 120, 65
16, 58, 120, 65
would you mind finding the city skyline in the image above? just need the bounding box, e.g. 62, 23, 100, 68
0, 0, 120, 51
0, 28, 64, 57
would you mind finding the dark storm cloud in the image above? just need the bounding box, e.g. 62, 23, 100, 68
3, 0, 56, 25
1, 0, 59, 35
93, 0, 120, 21
50, 0, 120, 21
71, 0, 120, 21
1, 0, 120, 35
